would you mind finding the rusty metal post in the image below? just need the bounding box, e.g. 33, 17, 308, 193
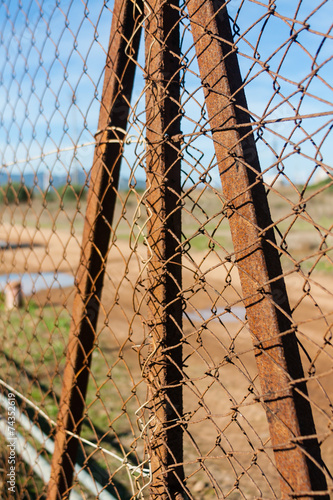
144, 0, 185, 498
47, 1, 143, 498
186, 1, 328, 498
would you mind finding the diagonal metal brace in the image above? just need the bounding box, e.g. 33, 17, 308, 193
186, 0, 328, 497
47, 1, 143, 498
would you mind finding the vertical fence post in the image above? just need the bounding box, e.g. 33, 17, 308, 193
144, 0, 185, 498
47, 1, 143, 498
186, 1, 328, 498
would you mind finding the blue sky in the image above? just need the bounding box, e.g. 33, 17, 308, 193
0, 0, 332, 188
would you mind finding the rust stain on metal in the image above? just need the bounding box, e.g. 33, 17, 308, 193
186, 0, 328, 497
47, 1, 143, 498
144, 0, 185, 498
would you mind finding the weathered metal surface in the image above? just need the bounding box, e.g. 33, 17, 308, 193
144, 0, 185, 498
186, 0, 328, 497
47, 1, 143, 498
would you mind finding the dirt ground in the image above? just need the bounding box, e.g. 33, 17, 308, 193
0, 212, 332, 498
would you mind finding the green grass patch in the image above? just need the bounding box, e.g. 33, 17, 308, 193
58, 183, 88, 203
0, 301, 145, 498
1, 301, 69, 418
306, 177, 333, 192
302, 258, 333, 274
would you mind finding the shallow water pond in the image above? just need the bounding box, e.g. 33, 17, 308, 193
0, 272, 74, 296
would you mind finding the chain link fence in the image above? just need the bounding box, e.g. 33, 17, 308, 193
0, 0, 332, 498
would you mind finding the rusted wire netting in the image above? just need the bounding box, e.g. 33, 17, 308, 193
0, 0, 332, 499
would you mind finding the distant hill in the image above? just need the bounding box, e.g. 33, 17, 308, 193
0, 168, 145, 192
